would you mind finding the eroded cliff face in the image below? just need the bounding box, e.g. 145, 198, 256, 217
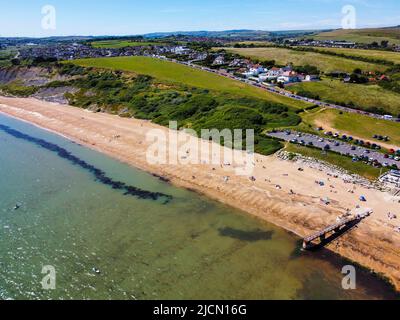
0, 66, 53, 85
0, 66, 76, 104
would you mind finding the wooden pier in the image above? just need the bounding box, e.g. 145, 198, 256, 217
302, 210, 372, 250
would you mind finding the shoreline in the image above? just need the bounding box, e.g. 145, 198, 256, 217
1, 96, 400, 292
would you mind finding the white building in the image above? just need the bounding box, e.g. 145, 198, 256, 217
172, 46, 190, 55
305, 75, 320, 81
251, 66, 267, 75
379, 170, 400, 188
277, 71, 300, 84
213, 55, 225, 65
265, 67, 282, 78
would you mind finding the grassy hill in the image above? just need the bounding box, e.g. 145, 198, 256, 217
289, 78, 400, 115
301, 107, 400, 148
311, 27, 400, 45
221, 47, 387, 73
71, 56, 309, 109
49, 62, 305, 156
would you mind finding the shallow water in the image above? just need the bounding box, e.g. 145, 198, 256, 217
0, 114, 397, 300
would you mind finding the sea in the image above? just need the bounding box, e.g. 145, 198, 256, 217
0, 113, 397, 300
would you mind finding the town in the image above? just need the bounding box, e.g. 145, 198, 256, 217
14, 42, 321, 87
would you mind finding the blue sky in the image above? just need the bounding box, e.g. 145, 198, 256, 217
1, 0, 399, 37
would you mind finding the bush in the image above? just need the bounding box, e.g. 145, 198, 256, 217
0, 82, 39, 97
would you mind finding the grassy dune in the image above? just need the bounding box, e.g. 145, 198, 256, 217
311, 28, 400, 45
289, 79, 400, 115
72, 56, 309, 109
301, 108, 400, 147
222, 47, 386, 73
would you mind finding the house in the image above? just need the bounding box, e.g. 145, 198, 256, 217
258, 73, 269, 82
277, 71, 300, 84
242, 65, 267, 78
172, 46, 190, 55
190, 52, 208, 61
297, 74, 306, 81
229, 58, 244, 67
249, 64, 266, 76
266, 67, 282, 78
379, 75, 390, 81
213, 55, 225, 65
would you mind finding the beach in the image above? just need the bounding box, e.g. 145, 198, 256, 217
1, 96, 400, 291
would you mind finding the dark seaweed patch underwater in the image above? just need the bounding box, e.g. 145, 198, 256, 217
218, 227, 274, 242
0, 124, 172, 204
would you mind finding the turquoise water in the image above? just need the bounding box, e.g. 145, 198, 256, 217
0, 114, 397, 300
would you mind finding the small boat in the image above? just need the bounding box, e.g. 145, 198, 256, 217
13, 204, 21, 211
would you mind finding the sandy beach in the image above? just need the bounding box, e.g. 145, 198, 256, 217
1, 96, 400, 291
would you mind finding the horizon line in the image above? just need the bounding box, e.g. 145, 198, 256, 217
1, 24, 399, 39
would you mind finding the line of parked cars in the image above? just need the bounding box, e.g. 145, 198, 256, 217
273, 129, 399, 170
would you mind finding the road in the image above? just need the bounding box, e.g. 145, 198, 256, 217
154, 55, 400, 123
267, 130, 400, 168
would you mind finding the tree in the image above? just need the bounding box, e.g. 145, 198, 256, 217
11, 58, 21, 66
381, 40, 389, 48
349, 73, 368, 84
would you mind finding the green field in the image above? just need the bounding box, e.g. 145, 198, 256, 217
311, 28, 400, 45
221, 47, 386, 73
301, 108, 400, 147
91, 40, 163, 48
71, 56, 309, 109
289, 78, 400, 115
304, 47, 400, 65
285, 143, 384, 180
227, 41, 272, 46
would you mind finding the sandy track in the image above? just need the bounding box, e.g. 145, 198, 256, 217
1, 96, 399, 291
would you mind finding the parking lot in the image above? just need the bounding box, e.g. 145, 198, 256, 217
267, 130, 400, 168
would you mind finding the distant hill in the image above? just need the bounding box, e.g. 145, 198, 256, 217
142, 29, 319, 40
143, 29, 271, 39
311, 26, 400, 45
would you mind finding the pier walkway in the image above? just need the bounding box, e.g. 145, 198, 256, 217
303, 209, 372, 250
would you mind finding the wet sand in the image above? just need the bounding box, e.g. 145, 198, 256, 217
1, 96, 399, 291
